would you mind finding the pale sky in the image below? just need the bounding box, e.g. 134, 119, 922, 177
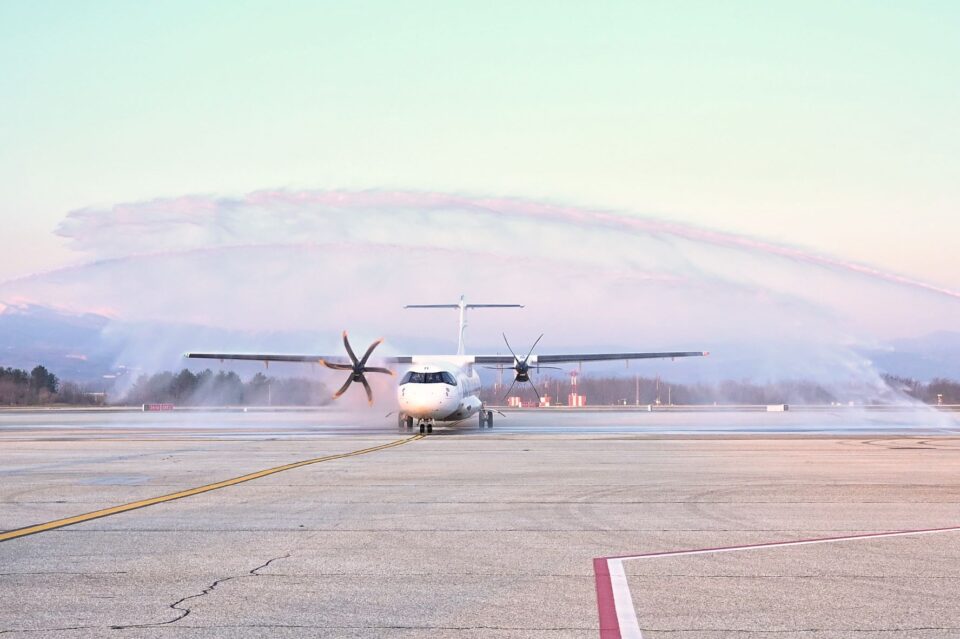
1, 1, 958, 286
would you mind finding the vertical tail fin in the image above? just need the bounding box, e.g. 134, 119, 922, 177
404, 295, 523, 355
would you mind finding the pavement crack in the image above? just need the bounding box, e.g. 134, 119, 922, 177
110, 553, 290, 630
249, 553, 290, 575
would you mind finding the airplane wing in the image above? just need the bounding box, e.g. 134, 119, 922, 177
185, 351, 710, 366
473, 351, 708, 365
186, 351, 706, 365
185, 353, 415, 364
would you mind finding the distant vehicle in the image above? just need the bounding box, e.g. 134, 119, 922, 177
186, 296, 706, 434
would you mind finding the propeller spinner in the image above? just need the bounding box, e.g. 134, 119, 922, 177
321, 331, 394, 405
499, 333, 561, 403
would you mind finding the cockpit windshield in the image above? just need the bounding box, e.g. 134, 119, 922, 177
400, 371, 458, 386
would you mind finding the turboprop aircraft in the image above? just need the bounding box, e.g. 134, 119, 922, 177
186, 297, 707, 434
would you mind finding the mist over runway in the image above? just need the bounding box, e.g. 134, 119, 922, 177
2, 407, 959, 440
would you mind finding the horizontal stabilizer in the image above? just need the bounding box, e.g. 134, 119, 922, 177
405, 297, 523, 355
404, 303, 523, 309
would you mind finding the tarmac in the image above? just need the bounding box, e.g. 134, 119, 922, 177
2, 408, 960, 638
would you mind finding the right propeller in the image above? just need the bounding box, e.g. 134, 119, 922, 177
320, 331, 394, 406
499, 333, 561, 403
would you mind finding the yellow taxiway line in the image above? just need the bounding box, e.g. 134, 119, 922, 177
0, 434, 424, 543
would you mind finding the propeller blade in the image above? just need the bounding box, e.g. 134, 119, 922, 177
342, 331, 359, 365
524, 333, 544, 362
501, 378, 518, 402
364, 367, 395, 376
359, 375, 374, 406
320, 361, 354, 371
502, 333, 518, 361
527, 380, 541, 404
359, 338, 383, 367
333, 376, 353, 398
538, 366, 563, 370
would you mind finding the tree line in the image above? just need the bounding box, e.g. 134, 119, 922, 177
122, 369, 332, 406
0, 365, 66, 405
480, 374, 957, 406
4, 364, 960, 407
881, 375, 960, 405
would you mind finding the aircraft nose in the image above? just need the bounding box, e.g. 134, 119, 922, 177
398, 384, 458, 417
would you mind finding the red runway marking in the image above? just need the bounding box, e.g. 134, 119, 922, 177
594, 557, 621, 639
593, 524, 960, 638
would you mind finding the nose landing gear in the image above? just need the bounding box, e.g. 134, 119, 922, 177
479, 409, 493, 429
418, 420, 434, 434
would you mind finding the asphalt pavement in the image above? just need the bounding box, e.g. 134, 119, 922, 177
2, 410, 959, 637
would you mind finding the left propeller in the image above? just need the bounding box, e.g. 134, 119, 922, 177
320, 331, 394, 405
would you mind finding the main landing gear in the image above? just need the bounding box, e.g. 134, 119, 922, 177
399, 413, 434, 434
479, 409, 493, 429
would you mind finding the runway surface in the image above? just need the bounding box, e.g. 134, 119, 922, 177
2, 405, 959, 439
2, 409, 960, 637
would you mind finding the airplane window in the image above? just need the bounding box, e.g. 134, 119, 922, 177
400, 371, 457, 385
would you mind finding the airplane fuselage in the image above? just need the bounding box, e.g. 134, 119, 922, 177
397, 357, 483, 423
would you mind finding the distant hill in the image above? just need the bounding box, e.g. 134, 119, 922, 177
0, 304, 112, 381
862, 332, 960, 380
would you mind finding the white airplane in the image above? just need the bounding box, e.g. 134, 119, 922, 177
186, 296, 707, 434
